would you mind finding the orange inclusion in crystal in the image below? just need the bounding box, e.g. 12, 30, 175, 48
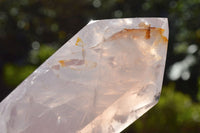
110, 27, 168, 45
59, 60, 66, 67
75, 37, 83, 46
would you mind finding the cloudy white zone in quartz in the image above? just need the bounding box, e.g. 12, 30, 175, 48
0, 18, 168, 133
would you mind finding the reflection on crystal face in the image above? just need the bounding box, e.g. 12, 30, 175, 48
0, 18, 168, 133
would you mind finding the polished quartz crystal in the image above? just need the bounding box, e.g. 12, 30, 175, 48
0, 18, 168, 133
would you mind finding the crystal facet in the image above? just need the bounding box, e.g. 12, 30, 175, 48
0, 18, 168, 133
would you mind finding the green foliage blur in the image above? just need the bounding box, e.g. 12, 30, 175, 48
0, 0, 200, 132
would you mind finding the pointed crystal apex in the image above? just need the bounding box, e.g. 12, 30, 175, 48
0, 18, 168, 133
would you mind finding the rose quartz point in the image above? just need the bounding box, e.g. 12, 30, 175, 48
0, 18, 168, 133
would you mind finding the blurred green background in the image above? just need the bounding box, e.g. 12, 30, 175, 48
0, 0, 200, 132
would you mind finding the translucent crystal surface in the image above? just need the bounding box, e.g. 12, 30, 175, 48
0, 18, 168, 133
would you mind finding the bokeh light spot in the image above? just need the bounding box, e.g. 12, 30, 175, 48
32, 41, 40, 50
187, 44, 198, 54
114, 10, 123, 18
181, 71, 190, 80
93, 0, 101, 8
